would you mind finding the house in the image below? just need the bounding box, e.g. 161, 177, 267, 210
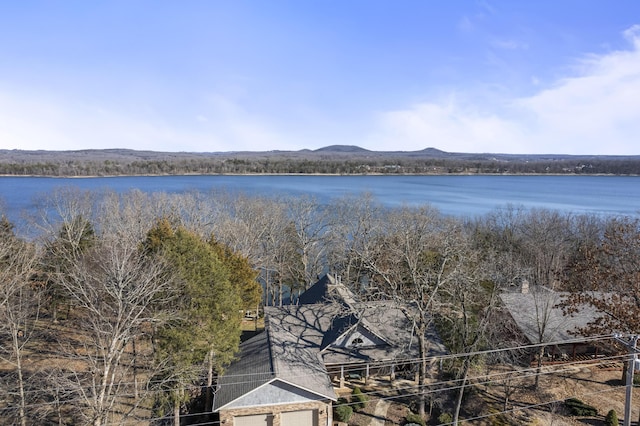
213, 274, 447, 425
499, 285, 610, 362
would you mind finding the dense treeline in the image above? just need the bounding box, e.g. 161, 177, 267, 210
2, 152, 640, 176
0, 188, 638, 424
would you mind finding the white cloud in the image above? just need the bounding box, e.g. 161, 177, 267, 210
0, 90, 180, 151
0, 89, 285, 153
371, 26, 640, 155
623, 24, 640, 45
371, 96, 524, 153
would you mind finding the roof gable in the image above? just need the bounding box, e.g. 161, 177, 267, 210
321, 314, 391, 350
216, 379, 333, 411
331, 323, 389, 349
297, 274, 357, 306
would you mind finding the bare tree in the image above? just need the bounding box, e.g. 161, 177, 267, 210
0, 217, 39, 426
563, 217, 640, 333
285, 195, 330, 290
211, 195, 298, 305
31, 187, 98, 323
55, 232, 174, 426
350, 205, 465, 419
516, 209, 574, 289
324, 193, 385, 287
437, 229, 500, 425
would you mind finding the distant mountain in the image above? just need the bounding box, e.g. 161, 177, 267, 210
416, 147, 447, 155
313, 145, 371, 153
2, 146, 638, 162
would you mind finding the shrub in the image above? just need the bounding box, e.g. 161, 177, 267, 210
334, 403, 353, 422
605, 409, 618, 426
564, 398, 598, 416
437, 412, 453, 425
352, 386, 368, 411
405, 412, 426, 426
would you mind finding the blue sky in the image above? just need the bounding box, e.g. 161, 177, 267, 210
1, 1, 639, 155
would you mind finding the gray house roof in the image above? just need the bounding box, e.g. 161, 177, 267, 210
213, 320, 336, 411
500, 289, 603, 344
213, 330, 274, 410
297, 273, 357, 306
269, 289, 447, 366
214, 274, 448, 412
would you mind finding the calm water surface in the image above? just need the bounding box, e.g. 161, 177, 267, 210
1, 175, 639, 227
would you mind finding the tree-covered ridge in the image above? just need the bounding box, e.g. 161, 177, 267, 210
2, 147, 640, 175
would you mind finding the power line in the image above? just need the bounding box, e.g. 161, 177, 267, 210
0, 333, 630, 424
2, 334, 623, 400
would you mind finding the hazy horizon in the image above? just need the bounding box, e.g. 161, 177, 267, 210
1, 2, 640, 156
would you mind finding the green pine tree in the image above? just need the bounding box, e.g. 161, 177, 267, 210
144, 220, 245, 421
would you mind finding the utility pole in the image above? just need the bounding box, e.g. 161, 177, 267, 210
614, 334, 639, 426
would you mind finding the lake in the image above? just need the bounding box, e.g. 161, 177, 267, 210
1, 175, 639, 228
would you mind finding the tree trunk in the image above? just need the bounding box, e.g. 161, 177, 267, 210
206, 349, 215, 411
52, 300, 59, 323
453, 359, 470, 425
133, 337, 139, 400
13, 329, 27, 426
174, 398, 181, 426
417, 326, 430, 420
535, 346, 544, 389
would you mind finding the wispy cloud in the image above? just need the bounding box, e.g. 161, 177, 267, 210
371, 95, 523, 153
490, 38, 528, 50
0, 89, 285, 152
0, 91, 196, 151
457, 16, 474, 33
370, 26, 640, 155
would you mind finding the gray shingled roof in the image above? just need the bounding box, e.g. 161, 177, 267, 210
213, 318, 336, 411
500, 290, 603, 344
268, 299, 447, 366
214, 274, 448, 412
297, 273, 357, 306
212, 329, 274, 410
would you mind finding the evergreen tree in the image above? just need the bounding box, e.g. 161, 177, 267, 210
605, 409, 618, 426
209, 236, 261, 312
144, 220, 244, 422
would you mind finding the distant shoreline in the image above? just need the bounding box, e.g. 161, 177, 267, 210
1, 172, 635, 178
2, 146, 639, 176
